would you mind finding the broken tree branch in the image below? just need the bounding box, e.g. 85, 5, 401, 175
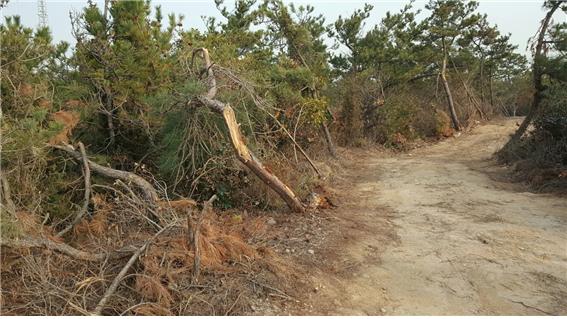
188, 194, 217, 284
191, 48, 305, 213
51, 143, 158, 202
57, 142, 92, 237
92, 224, 172, 315
0, 237, 134, 262
192, 48, 217, 99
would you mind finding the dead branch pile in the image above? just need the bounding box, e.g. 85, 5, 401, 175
1, 43, 323, 315
0, 169, 298, 315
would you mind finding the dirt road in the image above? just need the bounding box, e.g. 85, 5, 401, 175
305, 118, 567, 315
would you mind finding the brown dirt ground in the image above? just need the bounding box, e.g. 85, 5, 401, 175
270, 117, 567, 315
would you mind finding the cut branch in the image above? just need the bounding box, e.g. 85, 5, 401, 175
57, 142, 91, 237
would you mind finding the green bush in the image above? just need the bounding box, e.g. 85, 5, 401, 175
373, 92, 419, 145
535, 84, 567, 140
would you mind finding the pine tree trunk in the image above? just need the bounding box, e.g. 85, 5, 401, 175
322, 122, 338, 158
314, 89, 337, 159
479, 57, 485, 104
441, 55, 461, 131
489, 72, 494, 109
506, 1, 561, 145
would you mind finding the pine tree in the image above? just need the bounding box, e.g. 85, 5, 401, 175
423, 0, 482, 130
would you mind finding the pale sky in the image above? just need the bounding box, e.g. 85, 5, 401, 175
2, 0, 565, 56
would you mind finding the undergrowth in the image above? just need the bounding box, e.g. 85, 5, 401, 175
497, 84, 567, 192
0, 193, 305, 315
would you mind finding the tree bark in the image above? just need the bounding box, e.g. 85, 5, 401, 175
479, 57, 485, 104
1, 237, 134, 262
102, 90, 116, 148
440, 53, 461, 131
57, 142, 92, 237
322, 122, 338, 158
315, 90, 338, 159
489, 71, 495, 109
192, 48, 305, 213
506, 2, 561, 145
103, 0, 109, 20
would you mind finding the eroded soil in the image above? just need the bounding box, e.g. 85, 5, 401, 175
296, 118, 567, 315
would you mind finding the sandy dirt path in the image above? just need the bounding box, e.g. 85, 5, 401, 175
304, 118, 567, 315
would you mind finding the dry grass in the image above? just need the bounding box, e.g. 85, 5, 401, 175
0, 190, 308, 315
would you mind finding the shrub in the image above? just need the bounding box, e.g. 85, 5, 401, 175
535, 84, 567, 140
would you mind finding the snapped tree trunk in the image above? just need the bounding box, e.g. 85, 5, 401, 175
192, 48, 305, 213
506, 1, 561, 145
441, 54, 461, 131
